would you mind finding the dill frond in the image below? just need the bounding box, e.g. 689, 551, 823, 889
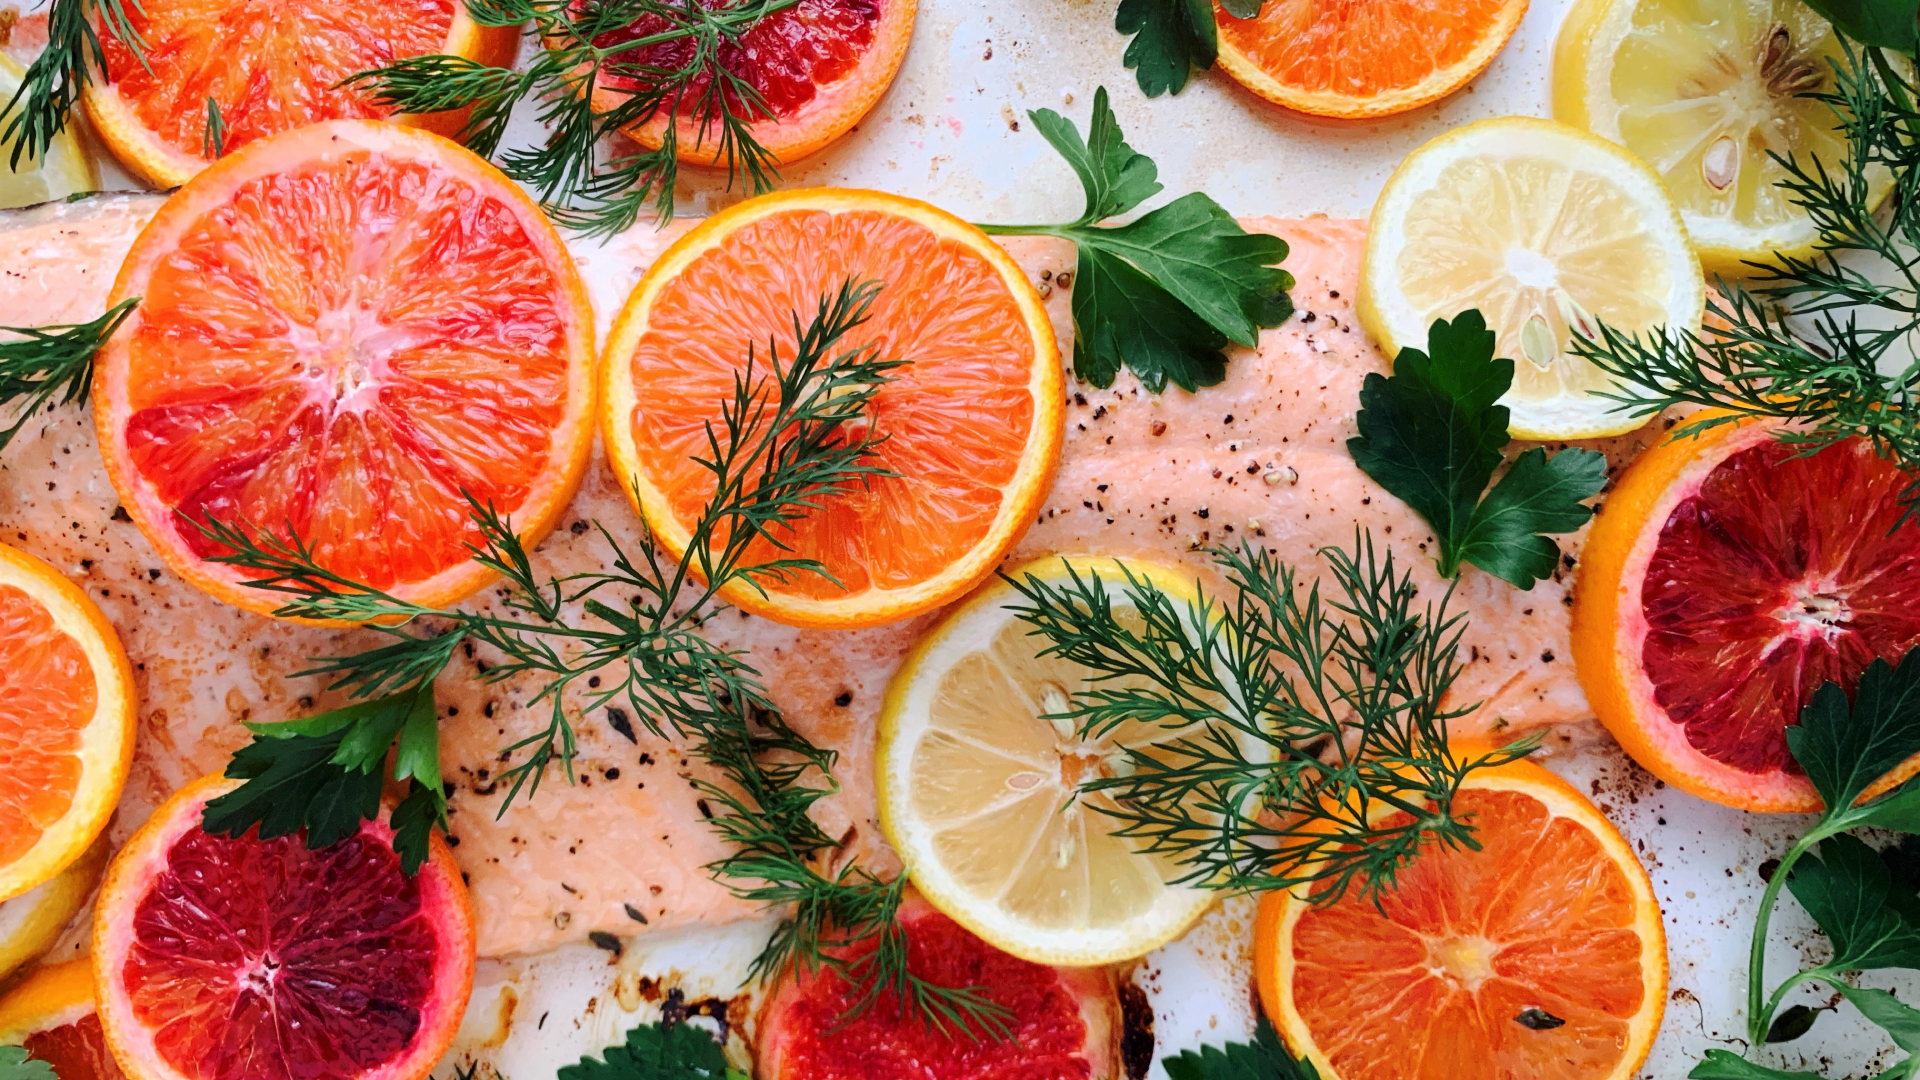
0, 298, 137, 452
1, 0, 147, 171
346, 0, 798, 235
1006, 533, 1535, 903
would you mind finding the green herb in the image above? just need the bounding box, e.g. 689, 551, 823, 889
346, 0, 796, 236
557, 1018, 747, 1080
1114, 0, 1263, 98
1570, 36, 1920, 514
0, 299, 138, 453
198, 281, 1007, 1037
979, 86, 1293, 392
1006, 532, 1533, 901
1162, 1016, 1318, 1080
1, 0, 146, 172
0, 1048, 57, 1080
1349, 310, 1609, 588
1801, 0, 1919, 54
1693, 646, 1920, 1078
202, 97, 226, 159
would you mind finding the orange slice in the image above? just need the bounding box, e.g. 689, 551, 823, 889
93, 774, 475, 1080
1216, 0, 1529, 119
0, 542, 135, 905
94, 120, 596, 623
0, 958, 127, 1079
1255, 756, 1666, 1080
577, 0, 917, 165
1572, 415, 1920, 812
83, 0, 518, 189
600, 188, 1062, 630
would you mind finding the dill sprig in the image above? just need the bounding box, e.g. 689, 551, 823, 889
1006, 534, 1534, 902
345, 0, 796, 236
0, 299, 137, 452
1571, 37, 1920, 511
197, 280, 1009, 1036
1, 0, 147, 171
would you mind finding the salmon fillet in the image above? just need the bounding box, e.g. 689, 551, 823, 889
0, 198, 1652, 958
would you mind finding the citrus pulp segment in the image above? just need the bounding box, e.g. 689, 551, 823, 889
877, 556, 1254, 967
579, 0, 917, 165
1358, 115, 1705, 440
0, 838, 107, 982
755, 892, 1118, 1080
1216, 0, 1528, 119
1553, 0, 1884, 271
0, 542, 135, 906
1255, 757, 1666, 1080
94, 121, 596, 622
0, 54, 98, 209
0, 958, 126, 1080
92, 774, 475, 1080
82, 0, 518, 188
1572, 417, 1920, 812
600, 187, 1061, 630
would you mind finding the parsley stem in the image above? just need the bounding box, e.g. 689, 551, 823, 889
1746, 825, 1831, 1044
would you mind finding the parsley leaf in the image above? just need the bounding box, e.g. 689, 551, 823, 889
1115, 0, 1216, 97
1347, 310, 1608, 588
0, 1048, 56, 1080
1691, 1051, 1824, 1079
1787, 649, 1920, 822
1787, 834, 1920, 972
557, 1019, 746, 1080
1800, 0, 1919, 53
1162, 1017, 1319, 1080
982, 87, 1294, 393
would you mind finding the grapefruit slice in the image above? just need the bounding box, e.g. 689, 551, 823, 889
0, 958, 127, 1080
1572, 417, 1920, 812
1255, 756, 1666, 1080
600, 188, 1062, 630
756, 892, 1119, 1080
1216, 0, 1529, 119
82, 0, 518, 189
579, 0, 916, 165
92, 774, 475, 1080
0, 542, 136, 905
94, 120, 596, 622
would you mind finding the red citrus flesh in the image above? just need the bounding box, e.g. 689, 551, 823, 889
1641, 438, 1920, 776
590, 0, 881, 117
756, 896, 1116, 1080
99, 0, 456, 158
0, 583, 97, 871
24, 1015, 128, 1080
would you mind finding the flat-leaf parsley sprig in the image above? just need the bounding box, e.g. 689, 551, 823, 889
195, 280, 1010, 1037
978, 86, 1294, 393
1, 0, 147, 171
1006, 532, 1533, 902
0, 299, 140, 453
347, 0, 796, 236
1114, 0, 1264, 98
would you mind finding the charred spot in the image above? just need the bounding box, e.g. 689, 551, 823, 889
661, 987, 732, 1040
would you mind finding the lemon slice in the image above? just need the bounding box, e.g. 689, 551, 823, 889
1359, 115, 1705, 441
1554, 0, 1883, 272
878, 556, 1258, 967
0, 838, 105, 984
0, 55, 98, 209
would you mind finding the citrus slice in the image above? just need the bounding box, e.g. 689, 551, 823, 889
94, 120, 596, 622
0, 54, 98, 209
1359, 116, 1705, 440
1255, 756, 1666, 1080
578, 0, 916, 165
1554, 0, 1886, 272
756, 891, 1118, 1080
876, 556, 1258, 966
92, 774, 475, 1080
82, 0, 518, 189
1572, 417, 1920, 812
0, 542, 135, 906
1216, 0, 1528, 119
0, 958, 127, 1079
600, 188, 1060, 630
0, 837, 107, 983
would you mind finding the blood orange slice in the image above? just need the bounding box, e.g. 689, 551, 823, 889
92, 774, 475, 1080
600, 188, 1062, 630
0, 958, 127, 1080
1572, 416, 1920, 811
82, 0, 519, 189
579, 0, 916, 165
94, 120, 596, 622
756, 892, 1119, 1080
1254, 757, 1666, 1080
0, 542, 135, 905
